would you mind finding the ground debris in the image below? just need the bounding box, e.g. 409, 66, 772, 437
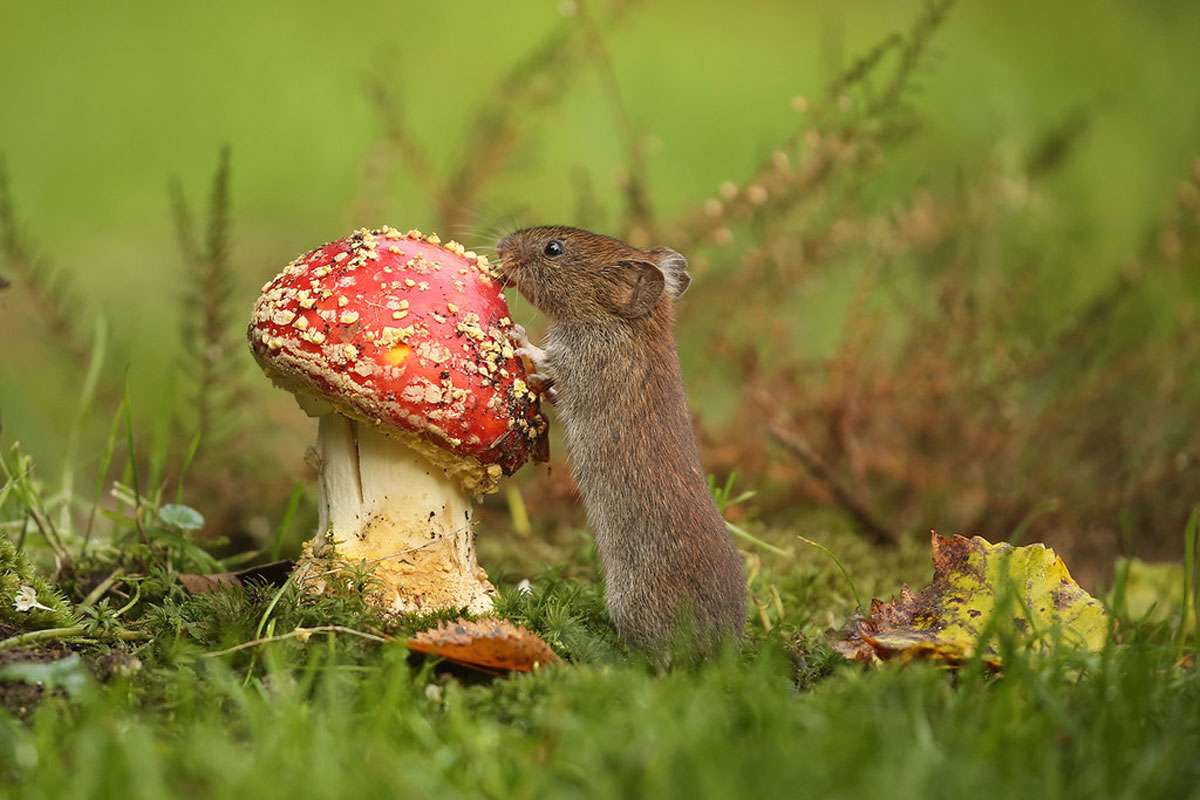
407, 617, 561, 673
831, 532, 1109, 667
178, 560, 295, 595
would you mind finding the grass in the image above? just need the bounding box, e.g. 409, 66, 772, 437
1, 2, 1199, 796
0, 435, 1197, 798
0, 317, 1195, 798
0, 575, 1197, 798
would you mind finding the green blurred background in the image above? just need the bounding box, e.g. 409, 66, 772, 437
3, 0, 1199, 576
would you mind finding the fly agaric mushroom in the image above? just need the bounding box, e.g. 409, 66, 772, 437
248, 227, 547, 614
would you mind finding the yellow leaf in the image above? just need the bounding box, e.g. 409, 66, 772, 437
831, 533, 1109, 667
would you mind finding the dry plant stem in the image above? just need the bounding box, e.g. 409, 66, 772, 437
80, 571, 123, 608
203, 625, 392, 658
0, 626, 150, 652
27, 503, 70, 567
352, 2, 640, 234
869, 0, 956, 115
665, 0, 954, 255
303, 412, 494, 615
769, 423, 895, 546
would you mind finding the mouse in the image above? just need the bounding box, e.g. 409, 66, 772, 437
496, 225, 745, 657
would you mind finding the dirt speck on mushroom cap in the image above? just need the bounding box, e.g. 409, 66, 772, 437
249, 227, 548, 486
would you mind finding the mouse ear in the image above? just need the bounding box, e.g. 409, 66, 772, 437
647, 248, 691, 299
611, 259, 666, 319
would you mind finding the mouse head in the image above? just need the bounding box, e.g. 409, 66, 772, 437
496, 226, 690, 324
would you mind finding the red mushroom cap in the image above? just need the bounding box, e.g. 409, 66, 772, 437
249, 227, 547, 492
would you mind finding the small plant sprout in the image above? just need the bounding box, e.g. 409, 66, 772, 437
249, 227, 548, 614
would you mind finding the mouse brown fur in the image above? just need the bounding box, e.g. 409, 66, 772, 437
497, 226, 745, 656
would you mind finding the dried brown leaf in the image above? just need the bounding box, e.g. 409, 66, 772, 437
178, 560, 294, 595
406, 618, 560, 673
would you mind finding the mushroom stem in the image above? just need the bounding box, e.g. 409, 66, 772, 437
303, 413, 495, 615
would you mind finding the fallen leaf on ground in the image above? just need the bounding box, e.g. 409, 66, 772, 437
178, 560, 295, 595
831, 532, 1109, 667
406, 618, 560, 672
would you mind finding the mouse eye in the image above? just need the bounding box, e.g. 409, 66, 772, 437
543, 239, 564, 258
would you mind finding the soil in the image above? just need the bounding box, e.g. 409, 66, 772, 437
0, 622, 76, 720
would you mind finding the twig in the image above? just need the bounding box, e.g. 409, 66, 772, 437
437, 24, 581, 232
868, 0, 956, 115
437, 1, 640, 233
666, 1, 955, 252
0, 625, 150, 652
26, 499, 71, 567
351, 2, 640, 235
769, 423, 895, 546
826, 33, 903, 100
203, 625, 393, 658
80, 571, 123, 608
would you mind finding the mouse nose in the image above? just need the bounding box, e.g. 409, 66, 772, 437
494, 236, 520, 288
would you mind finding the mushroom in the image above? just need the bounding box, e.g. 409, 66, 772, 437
248, 227, 548, 614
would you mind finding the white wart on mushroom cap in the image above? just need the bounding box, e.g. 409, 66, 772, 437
249, 226, 547, 492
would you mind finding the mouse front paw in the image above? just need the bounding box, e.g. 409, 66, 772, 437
516, 344, 549, 370
509, 324, 553, 385
509, 323, 535, 351
527, 372, 559, 405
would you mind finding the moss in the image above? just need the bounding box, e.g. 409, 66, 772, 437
0, 536, 76, 632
